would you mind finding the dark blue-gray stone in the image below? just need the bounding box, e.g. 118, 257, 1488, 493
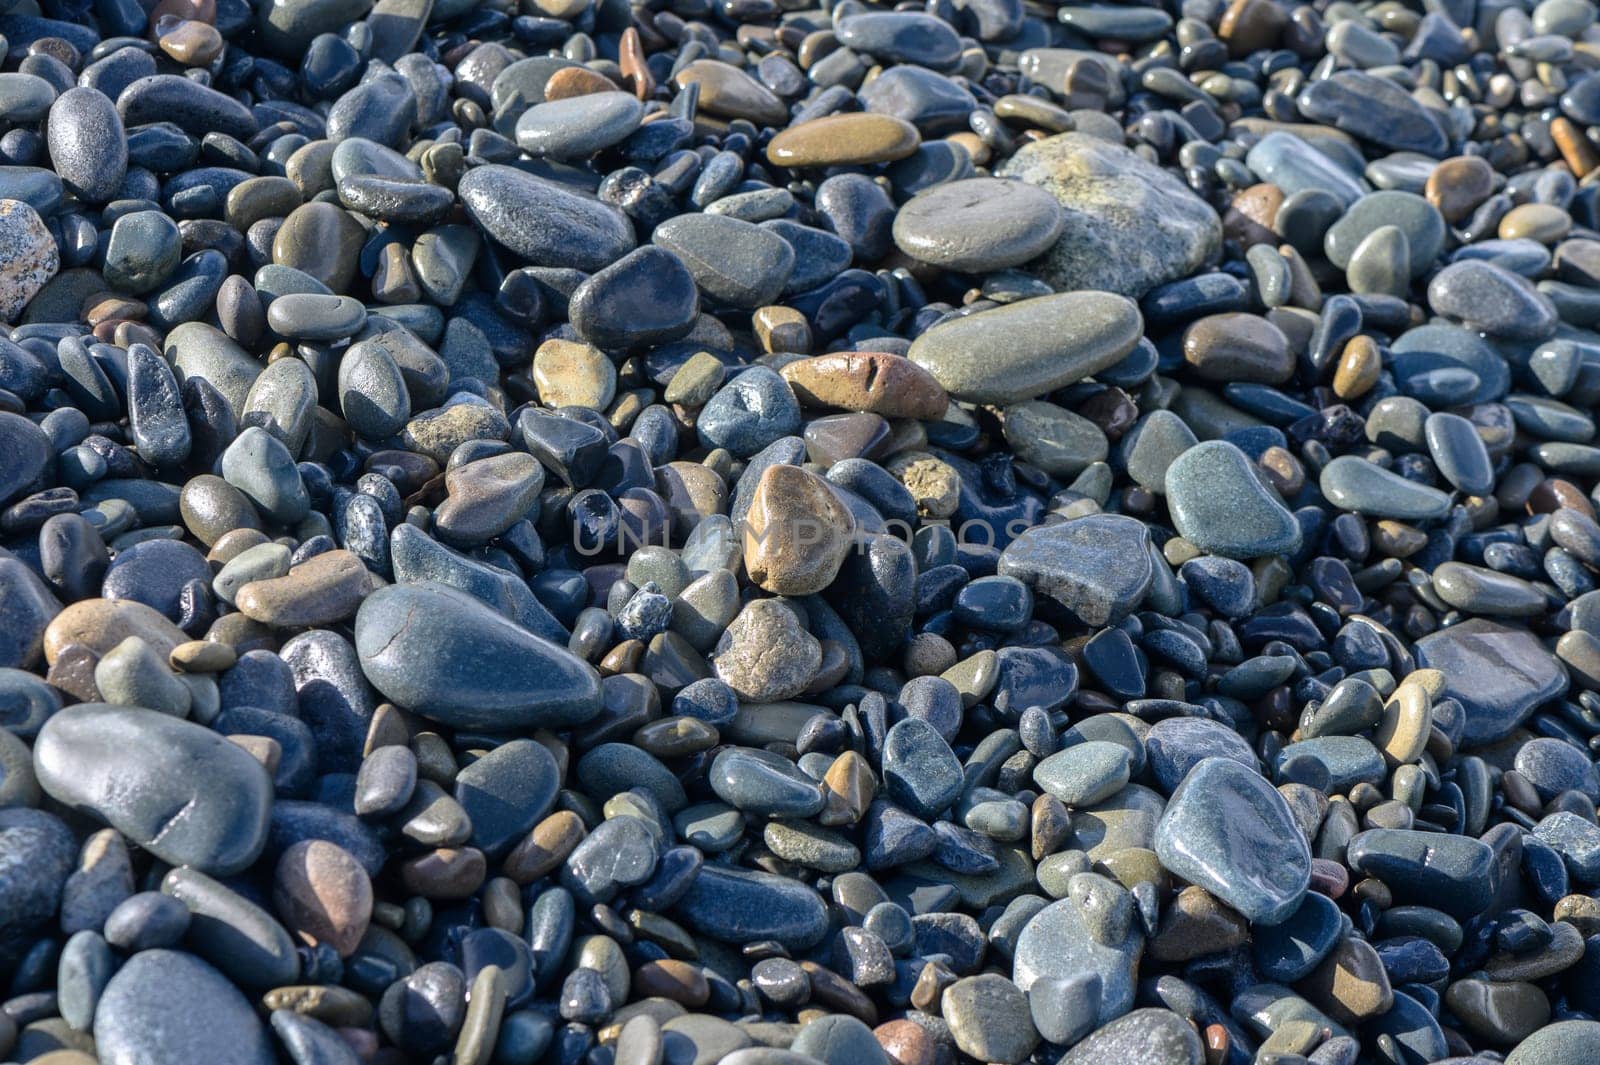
455, 739, 560, 859
1413, 618, 1567, 746
835, 11, 963, 70
355, 582, 601, 730
674, 864, 830, 951
882, 718, 963, 819
652, 213, 796, 309
514, 92, 643, 160
710, 746, 825, 818
34, 704, 272, 877
1296, 71, 1449, 155
0, 557, 60, 671
1252, 891, 1342, 982
1056, 1008, 1203, 1065
1346, 828, 1496, 917
1319, 455, 1452, 521
1012, 885, 1143, 1027
94, 950, 275, 1065
696, 366, 802, 458
0, 807, 74, 967
1145, 717, 1257, 793
1428, 259, 1560, 340
1274, 735, 1387, 791
997, 513, 1153, 625
46, 86, 126, 204
117, 75, 259, 140
458, 164, 635, 273
1532, 812, 1600, 882
568, 246, 698, 350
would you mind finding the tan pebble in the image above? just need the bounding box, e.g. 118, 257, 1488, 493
44, 599, 188, 665
235, 549, 370, 628
1499, 202, 1572, 244
503, 811, 586, 884
888, 452, 960, 518
542, 65, 622, 100
741, 464, 856, 595
1223, 183, 1284, 246
229, 734, 282, 775
752, 305, 812, 354
820, 750, 875, 826
170, 639, 237, 673
533, 338, 617, 410
1332, 335, 1382, 399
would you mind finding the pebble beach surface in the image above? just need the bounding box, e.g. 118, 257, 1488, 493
3, 0, 1600, 1062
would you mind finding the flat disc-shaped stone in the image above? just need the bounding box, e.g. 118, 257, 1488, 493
892, 177, 1064, 272
1153, 757, 1311, 925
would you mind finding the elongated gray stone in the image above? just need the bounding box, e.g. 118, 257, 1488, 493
34, 704, 273, 876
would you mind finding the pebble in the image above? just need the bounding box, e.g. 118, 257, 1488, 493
1165, 440, 1301, 558
1154, 757, 1311, 924
354, 582, 601, 730
998, 513, 1153, 625
0, 199, 58, 321
766, 113, 921, 169
908, 291, 1142, 404
94, 950, 274, 1065
34, 704, 271, 875
891, 178, 1064, 273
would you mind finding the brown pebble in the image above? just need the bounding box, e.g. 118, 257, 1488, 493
543, 66, 622, 101
43, 599, 188, 664
619, 26, 654, 100
1219, 0, 1287, 55
1148, 885, 1250, 962
1552, 117, 1600, 178
876, 1019, 937, 1065
1204, 1024, 1230, 1065
766, 113, 921, 168
802, 961, 878, 1024
1301, 935, 1393, 1026
780, 352, 949, 420
753, 305, 813, 354
504, 810, 586, 884
235, 549, 371, 628
158, 19, 223, 64
1425, 156, 1495, 224
633, 960, 709, 1007
820, 750, 875, 827
83, 295, 144, 325
261, 984, 374, 1027
1528, 477, 1596, 518
1223, 183, 1283, 246
273, 840, 374, 958
169, 639, 236, 673
229, 734, 282, 775
1499, 203, 1572, 244
1182, 313, 1293, 384
742, 464, 856, 595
